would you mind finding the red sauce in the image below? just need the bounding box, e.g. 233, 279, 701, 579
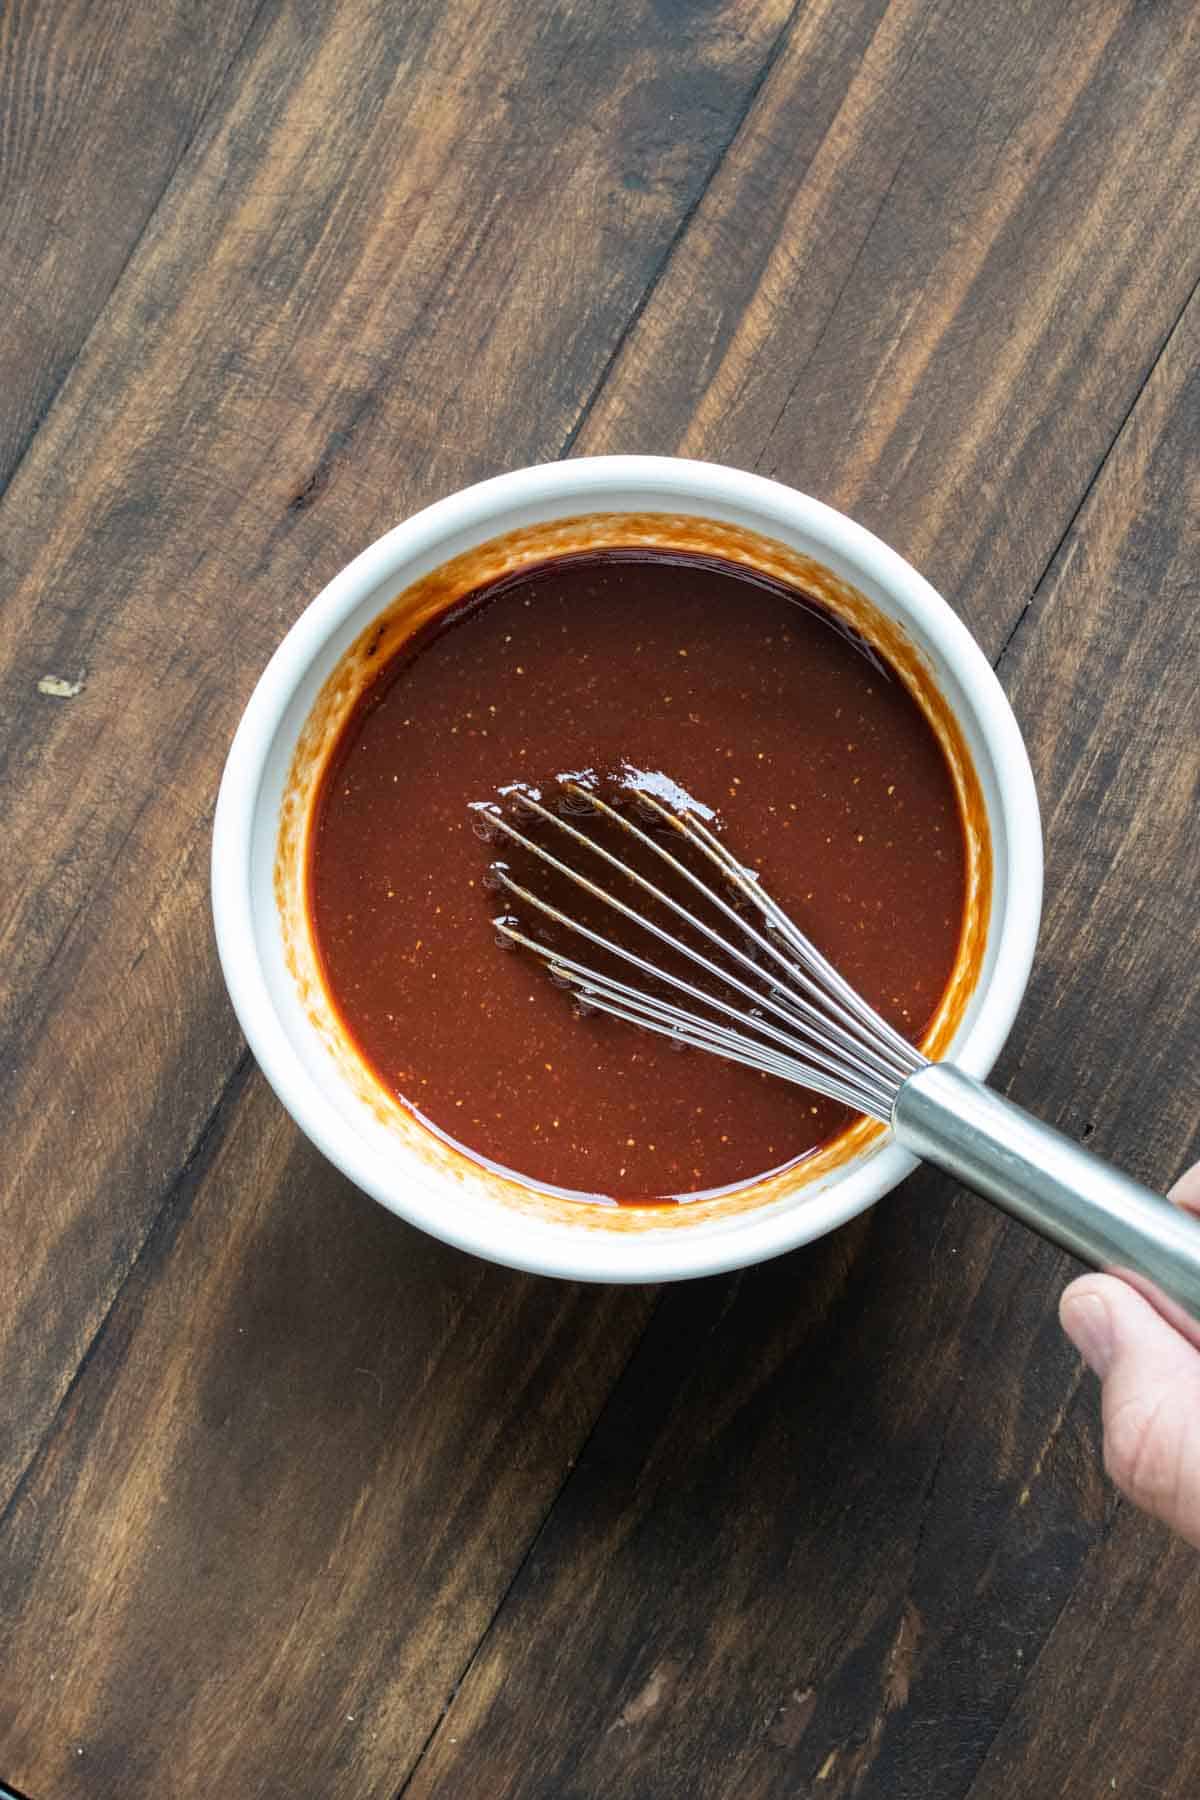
308, 550, 966, 1202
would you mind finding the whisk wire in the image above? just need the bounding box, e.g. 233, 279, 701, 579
476, 780, 1200, 1336
635, 792, 923, 1077
489, 817, 903, 1102
494, 862, 894, 1108
484, 784, 933, 1115
488, 791, 915, 1094
495, 916, 896, 1117
559, 783, 919, 1081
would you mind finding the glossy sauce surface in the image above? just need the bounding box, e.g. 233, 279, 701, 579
308, 551, 966, 1201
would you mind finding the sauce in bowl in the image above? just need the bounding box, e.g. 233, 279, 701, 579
307, 548, 968, 1203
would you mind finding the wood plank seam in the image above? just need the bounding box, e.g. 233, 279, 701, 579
892, 1364, 1123, 1798
0, 0, 275, 509
0, 1049, 253, 1538
956, 1467, 1123, 1800
755, 115, 927, 469
389, 1294, 666, 1800
810, 1292, 1108, 1794
559, 0, 809, 461
561, 0, 935, 471
991, 260, 1200, 678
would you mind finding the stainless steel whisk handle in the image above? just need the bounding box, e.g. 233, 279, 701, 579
893, 1064, 1200, 1325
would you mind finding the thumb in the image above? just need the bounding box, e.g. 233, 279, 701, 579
1061, 1272, 1200, 1545
1168, 1160, 1200, 1214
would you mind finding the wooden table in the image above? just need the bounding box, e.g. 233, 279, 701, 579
2, 2, 1198, 1794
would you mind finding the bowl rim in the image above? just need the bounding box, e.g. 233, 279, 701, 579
212, 455, 1043, 1282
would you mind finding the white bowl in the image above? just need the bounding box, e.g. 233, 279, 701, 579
212, 457, 1042, 1282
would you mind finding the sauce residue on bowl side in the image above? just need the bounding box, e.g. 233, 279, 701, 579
302, 542, 977, 1206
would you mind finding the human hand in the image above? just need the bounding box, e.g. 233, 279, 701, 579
1060, 1161, 1200, 1546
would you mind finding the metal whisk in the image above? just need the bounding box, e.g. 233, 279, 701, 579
477, 776, 1200, 1325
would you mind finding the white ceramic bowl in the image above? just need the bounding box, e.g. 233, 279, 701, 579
212, 457, 1042, 1282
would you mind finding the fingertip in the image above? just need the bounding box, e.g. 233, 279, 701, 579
1061, 1274, 1188, 1379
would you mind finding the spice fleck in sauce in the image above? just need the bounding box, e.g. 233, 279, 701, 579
308, 550, 966, 1202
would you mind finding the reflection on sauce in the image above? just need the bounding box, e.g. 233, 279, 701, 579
308, 550, 967, 1202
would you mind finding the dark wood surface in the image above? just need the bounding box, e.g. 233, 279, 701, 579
1, 2, 1197, 1794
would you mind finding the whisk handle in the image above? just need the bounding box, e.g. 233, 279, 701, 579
892, 1063, 1200, 1327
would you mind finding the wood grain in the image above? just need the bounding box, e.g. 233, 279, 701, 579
966, 1512, 1200, 1798
0, 0, 266, 494
0, 1073, 654, 1796
398, 1201, 1105, 1799
0, 0, 793, 1508
389, 284, 1200, 1800
2, 0, 1199, 1795
575, 0, 1200, 654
